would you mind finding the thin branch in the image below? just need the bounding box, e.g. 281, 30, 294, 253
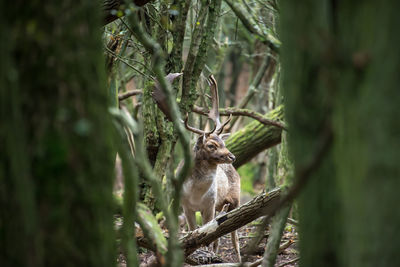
104, 46, 151, 79
224, 0, 280, 53
118, 90, 142, 101
229, 54, 276, 128
277, 257, 300, 267
194, 257, 263, 267
277, 239, 295, 254
192, 105, 287, 130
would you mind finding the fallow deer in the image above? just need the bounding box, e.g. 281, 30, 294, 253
180, 75, 241, 262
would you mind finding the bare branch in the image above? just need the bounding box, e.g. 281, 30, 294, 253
118, 90, 142, 101
277, 257, 300, 267
192, 105, 287, 130
224, 0, 280, 53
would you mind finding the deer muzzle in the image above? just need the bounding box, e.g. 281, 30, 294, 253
225, 152, 236, 163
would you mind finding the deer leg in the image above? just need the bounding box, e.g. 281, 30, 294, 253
212, 238, 219, 253
183, 207, 197, 231
201, 206, 215, 225
201, 206, 215, 251
231, 230, 241, 262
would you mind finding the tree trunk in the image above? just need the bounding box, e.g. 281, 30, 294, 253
281, 1, 400, 266
226, 106, 283, 169
0, 1, 116, 266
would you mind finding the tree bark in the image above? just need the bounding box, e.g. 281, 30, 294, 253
226, 106, 283, 169
0, 1, 116, 266
281, 1, 400, 266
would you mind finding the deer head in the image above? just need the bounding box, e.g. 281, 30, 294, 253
185, 75, 235, 164
152, 74, 235, 164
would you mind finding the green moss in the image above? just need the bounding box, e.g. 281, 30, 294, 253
238, 162, 258, 195
137, 203, 167, 254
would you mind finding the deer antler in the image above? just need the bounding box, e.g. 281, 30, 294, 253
207, 75, 221, 132
183, 113, 216, 136
208, 75, 231, 135
152, 73, 231, 136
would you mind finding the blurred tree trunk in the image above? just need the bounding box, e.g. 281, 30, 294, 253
0, 1, 116, 266
281, 1, 400, 266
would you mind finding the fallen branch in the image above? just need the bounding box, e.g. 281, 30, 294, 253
277, 240, 294, 254
242, 238, 294, 257
181, 188, 281, 257
277, 257, 300, 267
194, 258, 263, 267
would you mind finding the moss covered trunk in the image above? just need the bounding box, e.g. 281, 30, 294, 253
0, 1, 115, 266
281, 1, 400, 266
226, 106, 283, 169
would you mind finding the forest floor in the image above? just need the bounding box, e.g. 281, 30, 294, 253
115, 191, 299, 266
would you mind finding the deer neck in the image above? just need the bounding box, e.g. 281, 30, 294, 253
192, 158, 218, 181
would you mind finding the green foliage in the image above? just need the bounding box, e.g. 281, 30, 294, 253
238, 162, 258, 195
137, 203, 168, 254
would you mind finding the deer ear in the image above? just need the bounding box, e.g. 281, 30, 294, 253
219, 133, 230, 141
194, 135, 205, 150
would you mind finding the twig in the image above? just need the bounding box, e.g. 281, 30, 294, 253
249, 258, 264, 267
287, 218, 299, 226
118, 90, 142, 101
192, 105, 287, 130
194, 258, 264, 267
277, 240, 294, 254
229, 54, 276, 129
104, 46, 151, 79
224, 0, 280, 52
277, 257, 300, 267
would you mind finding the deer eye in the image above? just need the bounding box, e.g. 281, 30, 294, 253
207, 144, 216, 150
